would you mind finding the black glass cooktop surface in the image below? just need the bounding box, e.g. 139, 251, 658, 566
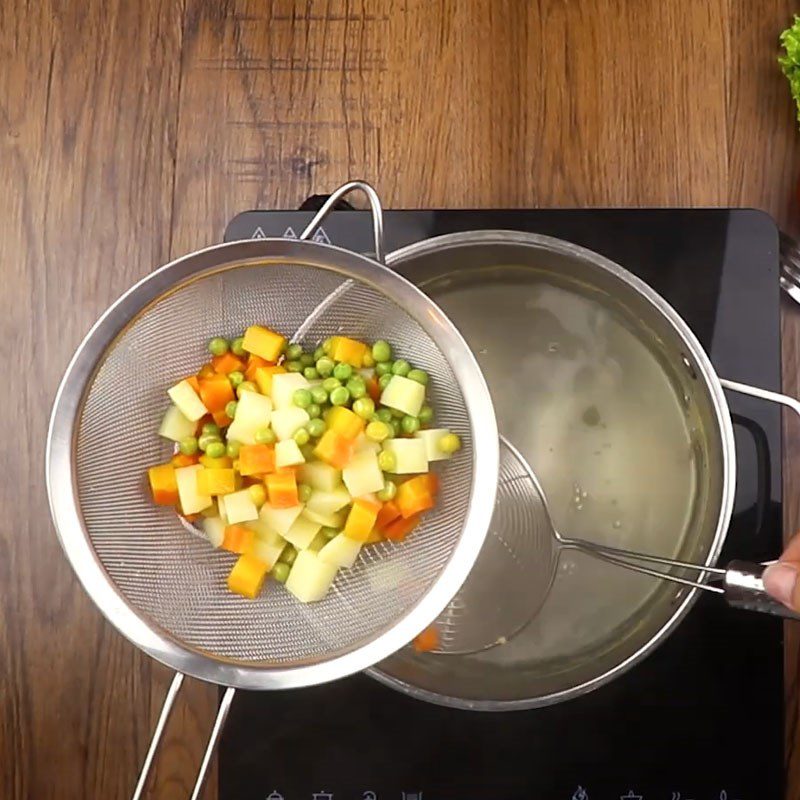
219, 207, 783, 800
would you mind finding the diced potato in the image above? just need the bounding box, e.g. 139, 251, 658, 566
382, 438, 429, 474
283, 515, 323, 550
226, 391, 273, 445
223, 489, 260, 524
168, 379, 209, 422
318, 533, 363, 569
248, 537, 285, 570
242, 324, 286, 362
379, 375, 425, 417
201, 515, 226, 547
270, 407, 311, 441
306, 531, 330, 552
302, 507, 345, 529
305, 487, 352, 516
343, 450, 385, 497
158, 404, 196, 442
271, 372, 311, 410
353, 433, 381, 454
275, 439, 306, 468
414, 428, 453, 462
254, 365, 287, 396
259, 502, 304, 536
175, 465, 213, 514
298, 460, 342, 492
245, 518, 284, 546
285, 549, 338, 603
217, 494, 228, 523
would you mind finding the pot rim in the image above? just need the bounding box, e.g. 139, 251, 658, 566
367, 229, 737, 711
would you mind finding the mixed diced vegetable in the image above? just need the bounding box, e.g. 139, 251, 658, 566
147, 326, 462, 603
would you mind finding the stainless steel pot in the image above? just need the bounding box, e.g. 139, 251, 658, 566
368, 230, 797, 710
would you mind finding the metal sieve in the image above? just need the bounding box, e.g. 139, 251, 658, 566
46, 183, 498, 798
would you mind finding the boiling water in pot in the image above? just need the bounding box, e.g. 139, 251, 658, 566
425, 267, 697, 663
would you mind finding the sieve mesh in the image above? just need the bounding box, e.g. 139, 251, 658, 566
75, 262, 476, 666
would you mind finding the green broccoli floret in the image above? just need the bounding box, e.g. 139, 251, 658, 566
780, 15, 800, 124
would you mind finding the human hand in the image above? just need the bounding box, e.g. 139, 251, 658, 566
763, 532, 800, 611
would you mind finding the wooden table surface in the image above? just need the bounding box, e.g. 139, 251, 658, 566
2, 1, 800, 797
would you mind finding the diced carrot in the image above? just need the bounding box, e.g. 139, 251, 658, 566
181, 513, 201, 523
254, 364, 287, 395
313, 429, 355, 469
212, 408, 232, 428
382, 513, 422, 542
227, 553, 270, 599
366, 376, 381, 403
148, 463, 178, 506
239, 444, 276, 476
245, 354, 273, 381
196, 468, 236, 496
376, 500, 402, 531
197, 363, 216, 379
242, 325, 286, 362
185, 375, 202, 394
221, 524, 256, 554
199, 454, 232, 469
212, 352, 246, 375
266, 469, 299, 508
326, 406, 365, 440
413, 625, 440, 653
422, 472, 439, 496
344, 497, 381, 542
171, 453, 199, 468
396, 474, 436, 519
198, 374, 235, 414
364, 528, 384, 544
329, 336, 368, 368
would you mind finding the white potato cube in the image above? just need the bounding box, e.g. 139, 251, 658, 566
298, 461, 342, 492
270, 407, 310, 441
168, 380, 209, 422
223, 489, 259, 524
259, 502, 304, 537
275, 439, 306, 468
175, 465, 213, 514
226, 391, 273, 445
382, 438, 428, 474
201, 515, 225, 548
318, 533, 362, 569
379, 375, 425, 417
353, 433, 381, 454
271, 372, 310, 410
158, 404, 196, 442
283, 515, 322, 550
245, 519, 283, 546
343, 450, 385, 497
302, 508, 345, 529
216, 495, 228, 523
414, 428, 453, 462
249, 537, 285, 570
305, 487, 352, 516
285, 549, 338, 603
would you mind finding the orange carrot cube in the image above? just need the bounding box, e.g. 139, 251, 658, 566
329, 336, 368, 368
242, 325, 286, 362
198, 374, 235, 414
227, 552, 270, 599
196, 468, 236, 496
238, 444, 276, 477
327, 406, 365, 440
344, 497, 381, 542
313, 430, 355, 469
266, 469, 299, 508
211, 351, 246, 375
396, 474, 436, 519
382, 513, 422, 542
221, 524, 255, 554
254, 365, 287, 395
413, 625, 440, 652
148, 463, 178, 506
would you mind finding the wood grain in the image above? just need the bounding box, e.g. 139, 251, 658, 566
2, 0, 800, 798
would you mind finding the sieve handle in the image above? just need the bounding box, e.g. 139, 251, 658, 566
300, 180, 385, 263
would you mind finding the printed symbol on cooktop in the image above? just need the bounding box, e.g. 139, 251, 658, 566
311, 227, 332, 244
251, 226, 267, 239
282, 226, 298, 239
312, 792, 333, 800
401, 793, 422, 800
620, 792, 643, 800
362, 793, 377, 800
266, 792, 284, 800
571, 786, 588, 800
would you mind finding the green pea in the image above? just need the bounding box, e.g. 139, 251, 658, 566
226, 440, 241, 458
329, 386, 350, 406
300, 353, 314, 368
271, 562, 291, 583
279, 545, 298, 565
322, 338, 334, 355
285, 343, 303, 361
298, 483, 313, 503
391, 359, 411, 376
225, 400, 238, 419
179, 436, 198, 456
376, 408, 393, 424
316, 357, 335, 377
228, 370, 245, 388
311, 386, 328, 405
439, 432, 462, 454
202, 422, 221, 437
306, 418, 326, 438
314, 346, 326, 361
352, 397, 375, 419
231, 336, 246, 357
372, 339, 392, 362
333, 362, 352, 381
378, 373, 393, 390
198, 433, 221, 452
255, 427, 276, 445
375, 361, 392, 377
236, 381, 257, 397
418, 405, 434, 424
205, 441, 226, 459
366, 421, 391, 442
208, 337, 229, 356
321, 526, 339, 540
293, 388, 313, 409
401, 415, 420, 435
391, 419, 402, 437
407, 369, 429, 386
285, 360, 303, 373
303, 367, 319, 380
300, 443, 316, 460
322, 377, 341, 393
307, 403, 322, 419
391, 408, 405, 419
377, 478, 397, 501
293, 428, 310, 446
346, 376, 366, 399
378, 450, 397, 473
